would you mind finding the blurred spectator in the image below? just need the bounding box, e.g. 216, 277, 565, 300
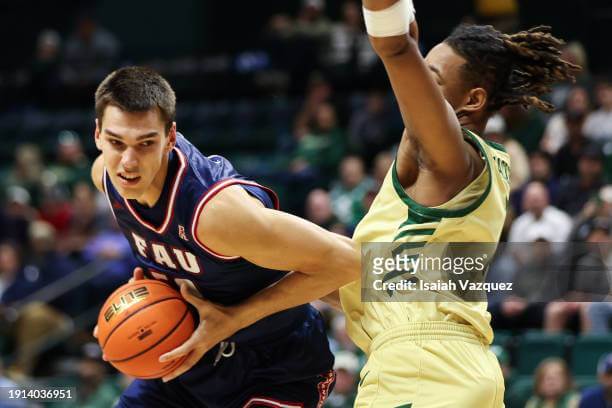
551, 42, 592, 109
330, 156, 373, 230
568, 218, 611, 300
571, 185, 612, 242
510, 151, 559, 215
57, 183, 105, 257
554, 112, 589, 179
291, 102, 346, 181
556, 145, 605, 216
324, 1, 377, 85
305, 189, 347, 235
329, 314, 357, 353
525, 358, 580, 408
62, 13, 120, 85
294, 74, 334, 138
0, 186, 37, 248
82, 221, 140, 306
0, 242, 70, 378
294, 0, 332, 41
47, 131, 92, 193
0, 144, 47, 208
1, 222, 77, 316
484, 114, 530, 192
371, 150, 393, 188
543, 220, 610, 333
490, 240, 558, 331
326, 350, 358, 408
500, 105, 546, 154
363, 150, 393, 210
348, 91, 395, 164
508, 182, 572, 243
586, 302, 612, 335
38, 186, 73, 235
0, 360, 27, 407
74, 344, 123, 408
584, 80, 612, 143
0, 243, 22, 300
29, 29, 62, 106
541, 86, 592, 155
579, 353, 612, 408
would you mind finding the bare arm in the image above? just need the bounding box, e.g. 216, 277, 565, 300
199, 186, 360, 329
158, 186, 359, 381
363, 0, 469, 179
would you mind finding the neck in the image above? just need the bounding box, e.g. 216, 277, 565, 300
136, 152, 170, 207
459, 114, 488, 136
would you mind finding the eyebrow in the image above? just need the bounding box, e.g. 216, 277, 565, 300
104, 129, 159, 140
428, 65, 444, 83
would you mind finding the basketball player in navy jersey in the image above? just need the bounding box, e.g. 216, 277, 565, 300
90, 67, 359, 407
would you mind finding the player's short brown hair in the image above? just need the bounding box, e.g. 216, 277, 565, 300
95, 66, 176, 133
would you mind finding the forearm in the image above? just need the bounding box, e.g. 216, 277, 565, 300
233, 240, 359, 329
233, 271, 347, 329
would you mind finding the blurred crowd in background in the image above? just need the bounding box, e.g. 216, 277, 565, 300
0, 0, 611, 407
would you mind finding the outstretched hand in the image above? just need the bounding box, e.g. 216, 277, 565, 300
158, 280, 241, 383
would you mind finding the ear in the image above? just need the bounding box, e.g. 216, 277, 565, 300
462, 87, 488, 114
165, 122, 177, 152
94, 118, 102, 151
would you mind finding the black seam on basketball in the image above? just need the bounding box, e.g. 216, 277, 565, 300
101, 280, 179, 311
101, 296, 182, 350
109, 306, 191, 363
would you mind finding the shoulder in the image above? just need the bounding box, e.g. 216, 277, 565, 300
580, 385, 603, 399
195, 185, 264, 235
193, 185, 268, 258
91, 155, 104, 193
546, 206, 572, 222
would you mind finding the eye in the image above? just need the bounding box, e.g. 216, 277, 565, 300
140, 141, 154, 147
109, 139, 123, 147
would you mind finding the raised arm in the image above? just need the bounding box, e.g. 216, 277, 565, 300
363, 0, 470, 179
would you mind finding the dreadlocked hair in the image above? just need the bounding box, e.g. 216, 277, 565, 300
445, 24, 581, 113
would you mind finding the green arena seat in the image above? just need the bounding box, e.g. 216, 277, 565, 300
571, 334, 612, 376
515, 331, 572, 375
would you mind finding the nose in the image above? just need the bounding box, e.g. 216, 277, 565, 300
121, 147, 139, 172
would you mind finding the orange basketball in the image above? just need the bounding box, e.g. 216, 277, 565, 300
97, 279, 196, 379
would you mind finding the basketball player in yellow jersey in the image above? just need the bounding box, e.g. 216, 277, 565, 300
340, 1, 580, 406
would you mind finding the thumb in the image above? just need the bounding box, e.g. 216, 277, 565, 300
133, 267, 145, 281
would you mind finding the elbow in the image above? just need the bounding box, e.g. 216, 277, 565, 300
370, 35, 419, 59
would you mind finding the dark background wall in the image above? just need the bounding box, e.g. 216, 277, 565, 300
0, 0, 610, 73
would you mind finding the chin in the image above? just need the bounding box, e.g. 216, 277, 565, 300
116, 186, 144, 200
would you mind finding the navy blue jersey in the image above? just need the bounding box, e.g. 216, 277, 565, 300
102, 133, 311, 343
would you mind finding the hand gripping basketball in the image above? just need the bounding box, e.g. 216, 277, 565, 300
158, 280, 241, 382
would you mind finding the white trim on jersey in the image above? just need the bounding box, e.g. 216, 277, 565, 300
242, 397, 303, 408
123, 147, 188, 234
190, 178, 279, 261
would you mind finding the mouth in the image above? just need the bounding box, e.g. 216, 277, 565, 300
117, 173, 141, 186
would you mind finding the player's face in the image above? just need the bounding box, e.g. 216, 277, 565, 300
424, 42, 474, 112
95, 106, 176, 203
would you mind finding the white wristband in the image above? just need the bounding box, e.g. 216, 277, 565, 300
363, 0, 416, 38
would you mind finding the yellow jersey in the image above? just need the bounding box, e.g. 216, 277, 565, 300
340, 129, 511, 354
